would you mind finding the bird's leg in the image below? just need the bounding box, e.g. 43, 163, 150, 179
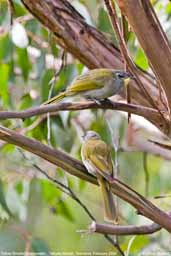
94, 98, 113, 105
87, 97, 112, 106
87, 97, 102, 105
99, 98, 112, 104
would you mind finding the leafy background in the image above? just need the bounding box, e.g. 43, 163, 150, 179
0, 0, 171, 254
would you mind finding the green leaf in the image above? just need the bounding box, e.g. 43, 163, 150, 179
18, 93, 33, 110
0, 64, 9, 107
41, 179, 61, 204
0, 34, 13, 62
166, 3, 171, 15
2, 144, 15, 154
78, 179, 86, 192
26, 179, 43, 232
57, 199, 74, 222
98, 7, 112, 33
97, 7, 117, 44
122, 235, 150, 253
134, 48, 149, 71
36, 52, 46, 79
41, 69, 54, 102
0, 180, 12, 217
31, 238, 50, 255
13, 1, 27, 16
15, 181, 23, 195
17, 47, 31, 81
54, 64, 77, 93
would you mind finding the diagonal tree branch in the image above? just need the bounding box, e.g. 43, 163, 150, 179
20, 0, 167, 115
104, 0, 167, 128
118, 0, 171, 126
89, 221, 161, 236
0, 101, 163, 127
0, 125, 171, 231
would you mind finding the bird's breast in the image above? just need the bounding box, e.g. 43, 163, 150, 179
81, 145, 96, 175
82, 79, 123, 100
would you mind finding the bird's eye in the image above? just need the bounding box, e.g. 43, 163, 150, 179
118, 73, 125, 78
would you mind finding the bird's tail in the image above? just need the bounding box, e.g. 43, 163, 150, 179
98, 176, 117, 223
43, 92, 66, 105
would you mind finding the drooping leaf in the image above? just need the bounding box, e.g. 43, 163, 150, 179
134, 48, 149, 71
0, 64, 9, 107
41, 179, 61, 204
18, 93, 33, 110
56, 199, 74, 222
0, 179, 12, 217
78, 179, 86, 192
16, 47, 31, 81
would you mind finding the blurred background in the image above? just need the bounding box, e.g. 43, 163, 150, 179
0, 0, 171, 254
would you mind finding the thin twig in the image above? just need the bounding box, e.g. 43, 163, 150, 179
89, 221, 161, 235
104, 234, 125, 256
143, 152, 149, 197
0, 101, 163, 129
47, 50, 66, 145
121, 14, 131, 123
104, 0, 167, 126
7, 0, 15, 25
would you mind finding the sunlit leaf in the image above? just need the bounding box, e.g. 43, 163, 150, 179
0, 35, 13, 62
0, 64, 9, 107
78, 179, 86, 192
18, 93, 33, 110
2, 144, 15, 154
41, 179, 61, 204
134, 48, 149, 71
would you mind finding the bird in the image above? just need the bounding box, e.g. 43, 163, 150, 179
43, 68, 133, 105
81, 130, 117, 223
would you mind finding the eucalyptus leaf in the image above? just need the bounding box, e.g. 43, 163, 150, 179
0, 64, 9, 107
0, 179, 12, 217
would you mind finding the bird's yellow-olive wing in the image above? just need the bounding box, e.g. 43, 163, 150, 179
87, 140, 113, 176
67, 69, 113, 93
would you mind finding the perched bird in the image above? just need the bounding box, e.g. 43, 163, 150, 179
81, 130, 117, 223
43, 68, 133, 105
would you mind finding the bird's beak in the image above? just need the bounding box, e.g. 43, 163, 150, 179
124, 72, 135, 86
124, 77, 131, 86
81, 134, 85, 139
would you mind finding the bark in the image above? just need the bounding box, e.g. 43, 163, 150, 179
89, 221, 161, 235
118, 0, 171, 110
0, 125, 171, 232
0, 101, 161, 125
20, 0, 170, 135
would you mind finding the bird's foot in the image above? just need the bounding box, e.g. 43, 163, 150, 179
91, 98, 112, 105
99, 98, 112, 104
89, 98, 102, 105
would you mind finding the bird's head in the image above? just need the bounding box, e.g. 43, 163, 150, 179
82, 130, 100, 141
114, 70, 135, 86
